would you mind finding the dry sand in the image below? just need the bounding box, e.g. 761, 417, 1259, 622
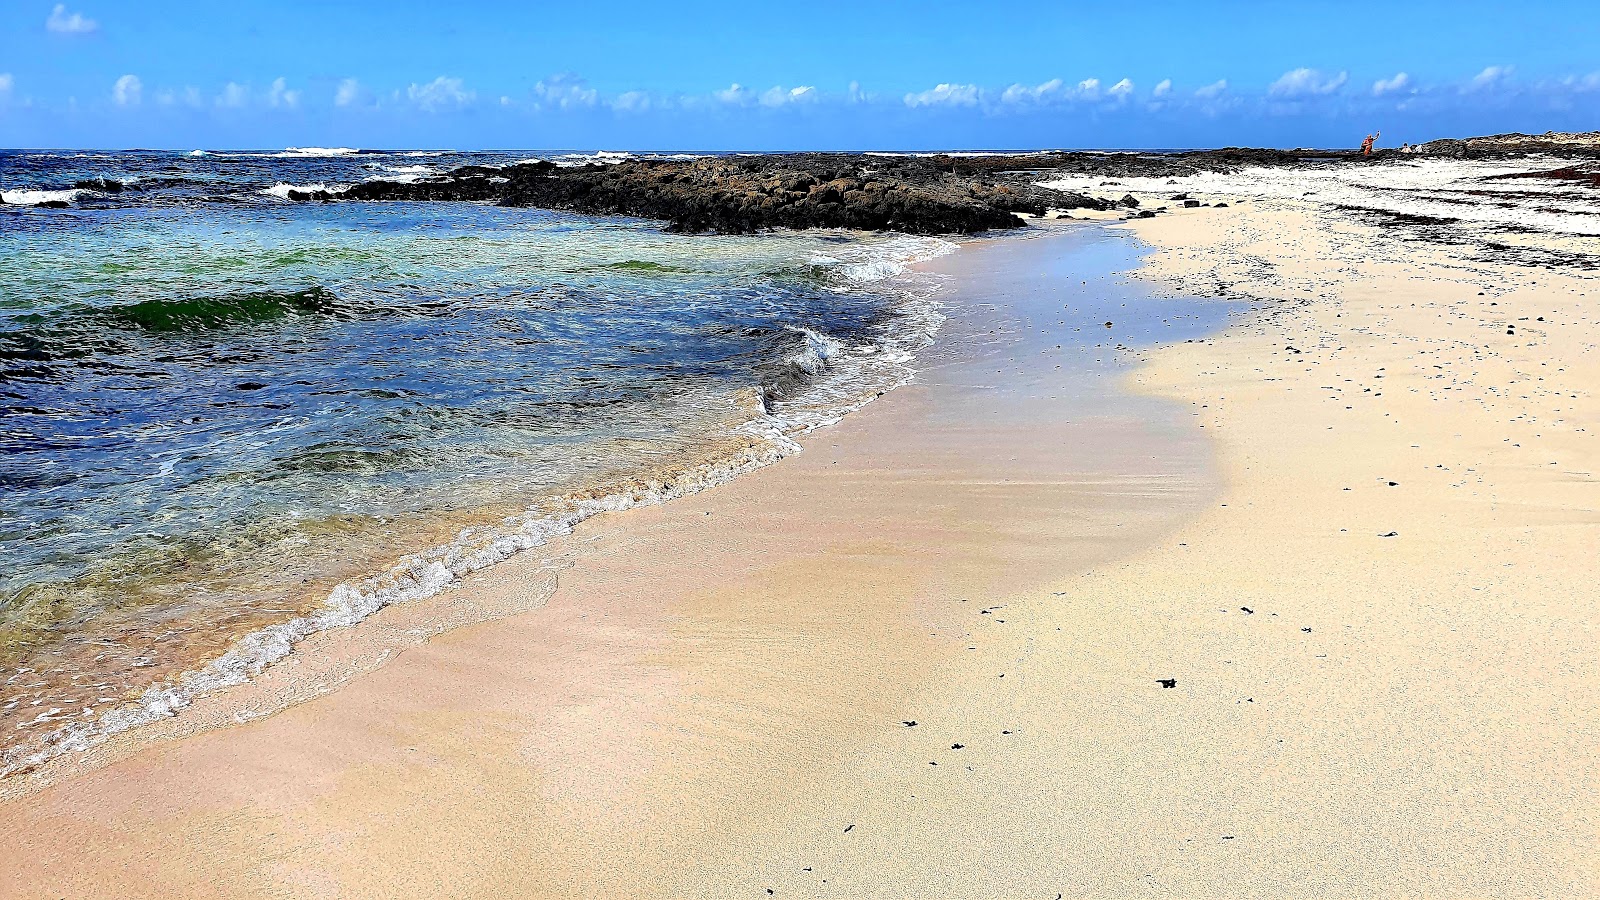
1, 197, 1595, 898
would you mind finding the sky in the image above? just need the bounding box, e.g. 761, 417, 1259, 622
0, 0, 1596, 150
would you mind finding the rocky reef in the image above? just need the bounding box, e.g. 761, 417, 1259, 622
291, 150, 1365, 235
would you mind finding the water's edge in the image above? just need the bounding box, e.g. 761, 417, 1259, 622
0, 234, 957, 783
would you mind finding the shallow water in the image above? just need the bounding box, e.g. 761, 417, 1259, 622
0, 149, 952, 774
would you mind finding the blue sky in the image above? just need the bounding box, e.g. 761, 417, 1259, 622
1, 0, 1596, 150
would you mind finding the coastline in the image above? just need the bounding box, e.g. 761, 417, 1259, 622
0, 226, 955, 782
3, 183, 1596, 896
0, 224, 1228, 895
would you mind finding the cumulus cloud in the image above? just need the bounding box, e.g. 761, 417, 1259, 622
760, 85, 816, 107
1372, 72, 1412, 96
267, 77, 300, 109
112, 73, 141, 106
612, 90, 651, 113
714, 83, 754, 105
0, 73, 12, 98
46, 4, 97, 34
1152, 79, 1172, 98
407, 76, 474, 111
904, 83, 981, 108
1469, 65, 1512, 91
1269, 68, 1349, 98
1559, 72, 1600, 92
335, 78, 363, 107
1000, 79, 1063, 105
217, 82, 248, 108
1076, 78, 1101, 98
1107, 78, 1134, 100
1194, 79, 1228, 99
533, 73, 598, 110
848, 81, 868, 104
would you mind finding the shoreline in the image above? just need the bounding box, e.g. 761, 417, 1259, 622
0, 224, 1229, 896
0, 231, 957, 789
3, 180, 1596, 895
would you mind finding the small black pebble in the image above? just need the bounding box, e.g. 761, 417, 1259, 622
1157, 678, 1177, 689
951, 743, 964, 750
1301, 627, 1312, 633
844, 824, 854, 833
1379, 531, 1398, 537
1241, 606, 1254, 614
902, 721, 917, 727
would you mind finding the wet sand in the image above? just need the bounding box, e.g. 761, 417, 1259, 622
0, 226, 1225, 897
3, 193, 1595, 896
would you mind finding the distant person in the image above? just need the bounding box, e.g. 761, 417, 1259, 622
1361, 131, 1381, 156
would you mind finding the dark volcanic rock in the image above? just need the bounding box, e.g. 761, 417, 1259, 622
305, 146, 1399, 235
74, 178, 125, 193
335, 153, 1113, 234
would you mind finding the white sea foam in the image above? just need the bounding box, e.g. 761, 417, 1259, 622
553, 150, 636, 167
262, 182, 350, 200
0, 232, 959, 779
361, 164, 440, 184
278, 147, 361, 158
1, 188, 87, 206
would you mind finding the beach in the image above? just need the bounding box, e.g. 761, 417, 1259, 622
3, 165, 1598, 898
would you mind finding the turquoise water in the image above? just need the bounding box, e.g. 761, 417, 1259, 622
0, 150, 951, 773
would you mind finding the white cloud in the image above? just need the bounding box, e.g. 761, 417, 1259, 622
1000, 79, 1062, 105
534, 73, 598, 110
904, 83, 981, 108
407, 76, 474, 111
1269, 68, 1349, 98
267, 77, 300, 109
848, 81, 867, 103
1561, 72, 1600, 92
112, 73, 141, 106
217, 82, 248, 108
1372, 72, 1411, 96
612, 90, 651, 113
760, 85, 817, 107
1469, 65, 1512, 91
1107, 78, 1134, 100
46, 4, 97, 34
714, 83, 753, 105
1194, 79, 1228, 99
1076, 78, 1101, 98
334, 78, 363, 107
1152, 79, 1172, 98
0, 74, 12, 97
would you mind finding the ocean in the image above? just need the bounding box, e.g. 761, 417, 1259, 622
0, 147, 954, 774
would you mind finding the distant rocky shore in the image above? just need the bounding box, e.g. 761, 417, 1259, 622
283, 149, 1348, 234
12, 131, 1587, 228
283, 135, 1597, 234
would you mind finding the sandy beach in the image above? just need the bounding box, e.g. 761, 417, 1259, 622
3, 179, 1597, 899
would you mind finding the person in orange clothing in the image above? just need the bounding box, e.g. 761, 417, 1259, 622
1361, 130, 1381, 155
